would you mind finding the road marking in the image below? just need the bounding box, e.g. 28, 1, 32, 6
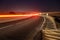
43, 29, 60, 40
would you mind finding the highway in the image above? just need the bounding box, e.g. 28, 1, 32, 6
0, 16, 44, 40
0, 15, 60, 40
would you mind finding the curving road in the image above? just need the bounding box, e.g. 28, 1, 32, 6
0, 16, 44, 40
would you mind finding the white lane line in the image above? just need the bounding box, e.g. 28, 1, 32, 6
0, 18, 32, 29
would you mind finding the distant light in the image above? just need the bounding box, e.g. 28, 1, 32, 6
46, 13, 48, 16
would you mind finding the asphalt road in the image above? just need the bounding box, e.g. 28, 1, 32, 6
0, 16, 44, 40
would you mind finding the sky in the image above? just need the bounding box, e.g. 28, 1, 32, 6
0, 0, 60, 13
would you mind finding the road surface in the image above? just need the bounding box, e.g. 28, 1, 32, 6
0, 16, 44, 40
0, 16, 60, 40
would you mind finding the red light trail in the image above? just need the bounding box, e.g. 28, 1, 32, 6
0, 14, 40, 17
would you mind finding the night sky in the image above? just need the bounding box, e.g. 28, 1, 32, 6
0, 0, 60, 12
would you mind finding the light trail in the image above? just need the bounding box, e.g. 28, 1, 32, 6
0, 14, 39, 17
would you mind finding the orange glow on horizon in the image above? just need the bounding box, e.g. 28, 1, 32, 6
0, 14, 40, 17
